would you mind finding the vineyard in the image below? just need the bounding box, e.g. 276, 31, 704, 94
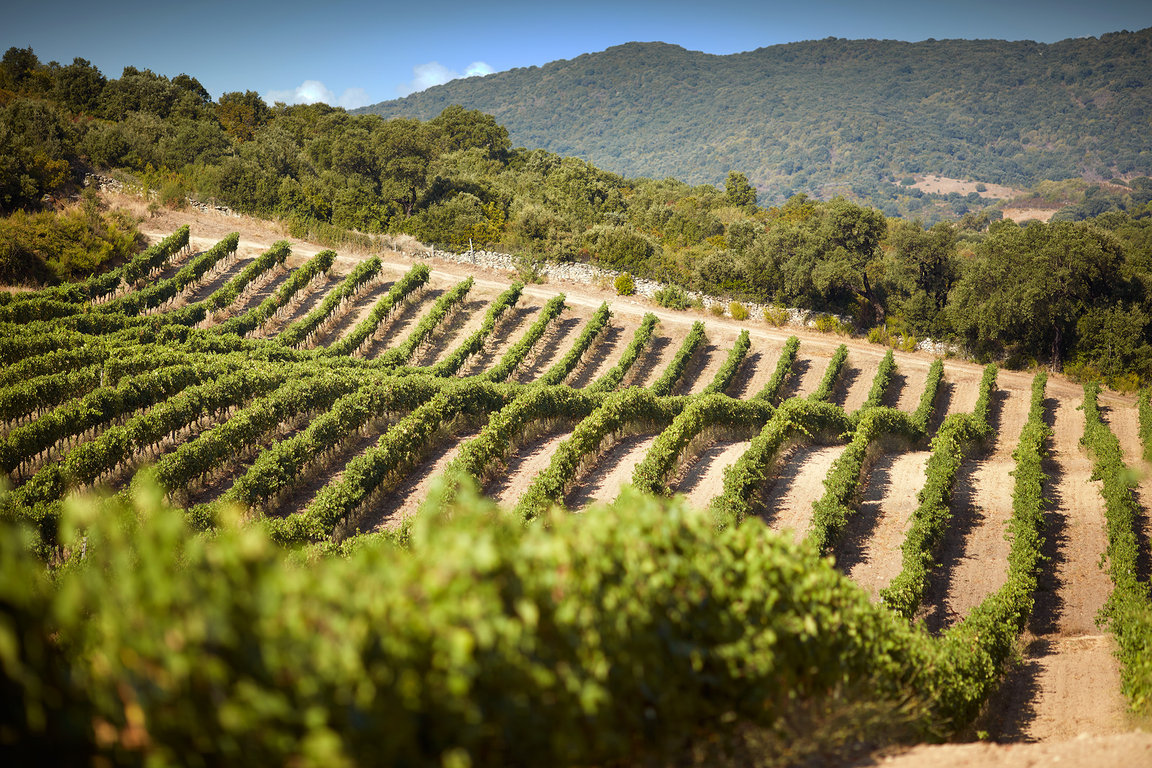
2, 222, 1150, 765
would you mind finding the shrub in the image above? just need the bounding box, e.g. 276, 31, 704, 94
763, 305, 789, 327
709, 303, 725, 317
614, 272, 635, 296
728, 301, 749, 321
654, 285, 690, 310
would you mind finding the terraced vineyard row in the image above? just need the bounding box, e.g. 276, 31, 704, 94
2, 227, 1149, 762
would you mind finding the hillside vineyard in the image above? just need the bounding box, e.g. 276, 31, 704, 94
2, 228, 1150, 761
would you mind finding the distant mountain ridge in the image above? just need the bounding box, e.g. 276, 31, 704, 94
357, 31, 1152, 206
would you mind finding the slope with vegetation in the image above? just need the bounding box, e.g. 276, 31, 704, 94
2, 43, 1152, 389
358, 31, 1152, 212
1, 221, 1149, 765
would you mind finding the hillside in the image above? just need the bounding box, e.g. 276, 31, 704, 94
1, 195, 1148, 763
357, 31, 1152, 209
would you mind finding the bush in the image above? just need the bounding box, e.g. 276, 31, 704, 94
0, 205, 142, 284
729, 301, 749, 321
614, 272, 635, 296
763, 306, 789, 327
654, 284, 690, 310
709, 303, 725, 317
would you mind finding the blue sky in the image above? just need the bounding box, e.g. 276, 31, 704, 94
5, 0, 1152, 108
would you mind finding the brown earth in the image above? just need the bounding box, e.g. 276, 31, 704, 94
674, 440, 752, 509
763, 444, 849, 541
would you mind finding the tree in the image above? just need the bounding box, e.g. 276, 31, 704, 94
809, 197, 888, 324
429, 105, 510, 158
949, 221, 1128, 368
216, 91, 272, 142
374, 118, 433, 217
724, 171, 757, 209
53, 58, 106, 113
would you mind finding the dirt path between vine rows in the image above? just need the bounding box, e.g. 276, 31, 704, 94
673, 440, 752, 509
919, 380, 1032, 632
886, 356, 930, 413
727, 338, 785, 399
489, 430, 572, 508
566, 434, 660, 508
763, 444, 848, 542
837, 450, 931, 599
975, 392, 1130, 743
835, 353, 881, 414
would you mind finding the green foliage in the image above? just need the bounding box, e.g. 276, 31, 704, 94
214, 247, 334, 338
702, 330, 751, 396
1081, 382, 1152, 714
361, 33, 1152, 208
654, 284, 690, 310
913, 359, 945, 435
1, 481, 951, 764
538, 302, 610, 386
1140, 388, 1152, 464
763, 306, 789, 327
861, 351, 896, 412
881, 364, 997, 618
809, 344, 850, 403
630, 393, 772, 496
728, 301, 749, 321
482, 294, 566, 382
756, 335, 799, 405
649, 321, 706, 396
587, 313, 657, 392
376, 277, 474, 367
427, 281, 524, 377
0, 205, 142, 284
514, 389, 684, 520
276, 256, 380, 348
710, 397, 852, 531
325, 263, 430, 357
613, 272, 635, 296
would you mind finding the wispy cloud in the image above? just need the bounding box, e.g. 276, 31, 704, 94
265, 80, 371, 109
397, 61, 494, 96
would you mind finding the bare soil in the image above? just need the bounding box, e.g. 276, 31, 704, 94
565, 434, 660, 509
836, 352, 883, 413
489, 430, 572, 508
762, 444, 848, 541
727, 338, 785, 399
838, 451, 931, 599
919, 382, 1032, 632
673, 440, 752, 509
361, 430, 480, 531
910, 175, 1022, 199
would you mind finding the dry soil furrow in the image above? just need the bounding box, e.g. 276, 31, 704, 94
624, 333, 679, 389
838, 450, 931, 600
783, 353, 830, 399
942, 363, 983, 417
566, 318, 635, 389
979, 393, 1129, 742
412, 298, 489, 367
835, 354, 883, 413
886, 357, 931, 413
566, 434, 660, 509
269, 423, 390, 520
311, 280, 394, 347
253, 274, 330, 338
513, 311, 587, 384
762, 444, 848, 541
673, 440, 752, 509
178, 254, 255, 305
919, 383, 1033, 632
488, 430, 572, 508
726, 339, 786, 399
357, 288, 442, 358
460, 300, 542, 376
360, 430, 481, 531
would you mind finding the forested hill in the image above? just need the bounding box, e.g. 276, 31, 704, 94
357, 30, 1152, 207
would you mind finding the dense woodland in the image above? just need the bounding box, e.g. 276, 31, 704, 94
2, 45, 1152, 387
358, 31, 1152, 214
